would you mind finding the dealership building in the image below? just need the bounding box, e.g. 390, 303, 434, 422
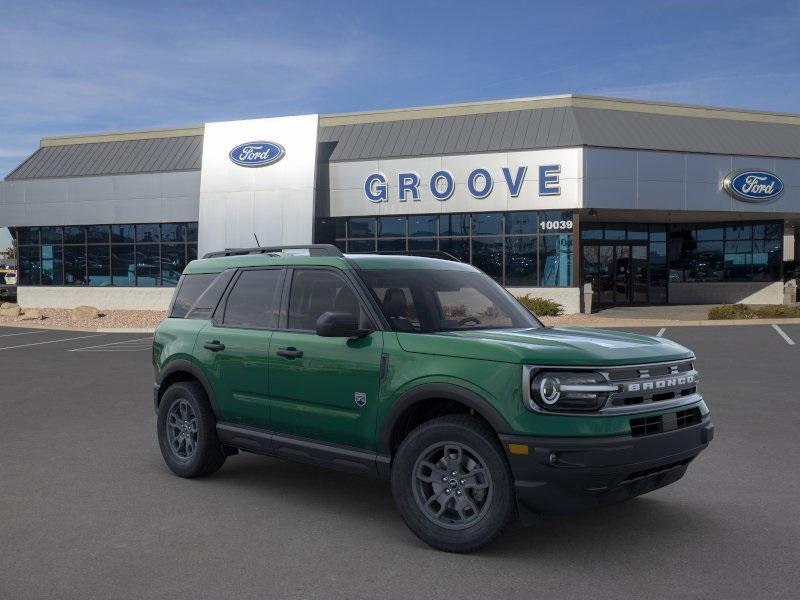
0, 94, 798, 313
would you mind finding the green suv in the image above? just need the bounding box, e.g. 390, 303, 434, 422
153, 244, 713, 552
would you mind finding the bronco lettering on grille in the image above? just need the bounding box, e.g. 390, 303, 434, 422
626, 374, 695, 393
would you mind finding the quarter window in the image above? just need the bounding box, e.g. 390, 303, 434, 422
171, 273, 219, 318
223, 269, 283, 329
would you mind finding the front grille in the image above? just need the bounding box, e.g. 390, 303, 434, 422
607, 361, 693, 382
606, 360, 698, 409
630, 407, 703, 437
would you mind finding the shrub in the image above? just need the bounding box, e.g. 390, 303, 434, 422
516, 295, 564, 317
707, 304, 757, 320
754, 304, 800, 318
706, 304, 800, 320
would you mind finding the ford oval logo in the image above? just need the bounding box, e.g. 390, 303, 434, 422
229, 141, 285, 167
723, 169, 784, 203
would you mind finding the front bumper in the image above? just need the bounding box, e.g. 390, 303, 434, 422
500, 416, 713, 515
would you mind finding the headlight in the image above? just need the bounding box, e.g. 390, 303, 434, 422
528, 370, 617, 412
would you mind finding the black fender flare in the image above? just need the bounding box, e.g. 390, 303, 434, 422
379, 383, 512, 454
156, 359, 220, 419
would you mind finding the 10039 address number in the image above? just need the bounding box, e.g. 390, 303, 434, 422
539, 220, 573, 232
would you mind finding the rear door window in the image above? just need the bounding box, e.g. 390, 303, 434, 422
222, 269, 284, 329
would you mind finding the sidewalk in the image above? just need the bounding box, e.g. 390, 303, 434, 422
541, 304, 800, 328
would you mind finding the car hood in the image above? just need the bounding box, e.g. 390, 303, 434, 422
395, 327, 693, 366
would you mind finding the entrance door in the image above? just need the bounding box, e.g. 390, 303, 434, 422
583, 242, 649, 305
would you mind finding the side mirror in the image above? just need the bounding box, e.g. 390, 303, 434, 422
315, 311, 371, 338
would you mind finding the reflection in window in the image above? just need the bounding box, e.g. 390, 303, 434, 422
668, 220, 782, 283
86, 225, 109, 244
87, 245, 111, 286
409, 215, 437, 237
111, 224, 135, 243
472, 213, 503, 236
112, 245, 135, 286
15, 222, 197, 287
136, 245, 160, 286
41, 245, 63, 285
64, 226, 85, 244
136, 224, 160, 243
506, 236, 537, 286
377, 238, 405, 252
161, 223, 185, 243
378, 216, 405, 238
41, 227, 63, 245
19, 246, 40, 285
349, 217, 376, 238
439, 238, 469, 262
64, 246, 87, 285
471, 237, 503, 282
161, 244, 186, 286
540, 235, 572, 287
326, 212, 578, 287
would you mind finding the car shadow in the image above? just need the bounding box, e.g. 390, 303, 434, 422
186, 454, 723, 556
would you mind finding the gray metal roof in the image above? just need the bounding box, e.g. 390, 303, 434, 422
6, 135, 203, 180
320, 106, 800, 161
8, 95, 800, 180
319, 107, 583, 161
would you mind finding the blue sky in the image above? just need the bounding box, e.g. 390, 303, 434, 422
1, 0, 799, 249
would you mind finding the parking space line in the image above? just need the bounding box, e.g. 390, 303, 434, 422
0, 334, 106, 351
69, 337, 153, 352
0, 330, 50, 339
656, 327, 666, 337
771, 324, 795, 346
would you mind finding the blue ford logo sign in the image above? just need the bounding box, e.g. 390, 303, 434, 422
229, 141, 285, 167
723, 169, 784, 203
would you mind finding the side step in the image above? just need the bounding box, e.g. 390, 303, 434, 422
216, 423, 390, 479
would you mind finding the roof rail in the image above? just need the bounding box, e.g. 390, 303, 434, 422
202, 244, 344, 259
374, 250, 462, 262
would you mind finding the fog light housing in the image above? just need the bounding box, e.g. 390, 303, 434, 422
528, 370, 616, 412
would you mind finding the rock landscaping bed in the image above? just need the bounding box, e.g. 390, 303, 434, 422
0, 303, 166, 330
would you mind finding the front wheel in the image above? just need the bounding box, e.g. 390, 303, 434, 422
157, 381, 226, 478
391, 415, 516, 552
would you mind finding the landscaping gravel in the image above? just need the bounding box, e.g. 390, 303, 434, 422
0, 308, 166, 330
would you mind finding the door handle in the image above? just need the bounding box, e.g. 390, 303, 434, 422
203, 341, 226, 352
276, 346, 303, 359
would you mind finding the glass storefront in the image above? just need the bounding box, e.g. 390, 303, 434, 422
317, 211, 574, 287
582, 220, 783, 305
15, 223, 198, 287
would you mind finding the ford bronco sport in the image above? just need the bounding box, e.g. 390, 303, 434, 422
153, 244, 713, 552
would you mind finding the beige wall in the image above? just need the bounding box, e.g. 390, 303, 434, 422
668, 281, 784, 305
18, 287, 173, 310
507, 286, 581, 314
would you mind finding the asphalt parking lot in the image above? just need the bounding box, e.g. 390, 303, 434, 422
1, 323, 798, 600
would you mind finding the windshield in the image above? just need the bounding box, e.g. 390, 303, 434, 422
358, 268, 541, 333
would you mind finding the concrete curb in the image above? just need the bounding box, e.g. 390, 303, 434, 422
0, 321, 156, 333
548, 317, 800, 328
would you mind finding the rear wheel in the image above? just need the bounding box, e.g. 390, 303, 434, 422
391, 415, 515, 552
157, 381, 226, 478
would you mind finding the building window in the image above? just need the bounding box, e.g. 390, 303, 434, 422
13, 222, 199, 287
667, 221, 782, 283
317, 210, 575, 287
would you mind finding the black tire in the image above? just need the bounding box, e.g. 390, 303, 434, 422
157, 381, 226, 478
391, 414, 516, 553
